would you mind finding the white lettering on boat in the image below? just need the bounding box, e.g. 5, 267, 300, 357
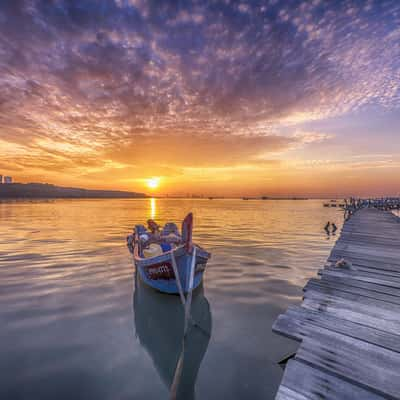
196, 263, 207, 272
147, 263, 174, 279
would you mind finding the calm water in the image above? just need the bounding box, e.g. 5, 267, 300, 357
0, 199, 344, 399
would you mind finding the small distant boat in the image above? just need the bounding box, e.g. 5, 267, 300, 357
323, 200, 342, 208
127, 213, 211, 294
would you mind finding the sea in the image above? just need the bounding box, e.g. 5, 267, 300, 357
0, 198, 345, 399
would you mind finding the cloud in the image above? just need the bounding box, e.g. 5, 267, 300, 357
0, 0, 399, 185
104, 133, 295, 167
292, 131, 334, 144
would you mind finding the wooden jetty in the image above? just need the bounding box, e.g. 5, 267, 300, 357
344, 197, 400, 216
273, 207, 400, 399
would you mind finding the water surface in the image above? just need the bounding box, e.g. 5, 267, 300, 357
0, 199, 343, 399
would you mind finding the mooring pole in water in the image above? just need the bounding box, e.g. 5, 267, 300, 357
184, 246, 197, 335
170, 246, 197, 400
171, 250, 186, 307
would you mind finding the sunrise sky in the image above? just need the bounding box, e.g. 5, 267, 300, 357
0, 0, 399, 197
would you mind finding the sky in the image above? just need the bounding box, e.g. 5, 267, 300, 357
0, 0, 399, 197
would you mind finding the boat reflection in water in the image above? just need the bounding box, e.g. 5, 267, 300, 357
133, 271, 212, 399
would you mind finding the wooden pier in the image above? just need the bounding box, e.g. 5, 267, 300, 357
273, 208, 400, 399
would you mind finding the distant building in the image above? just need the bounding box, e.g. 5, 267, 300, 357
4, 176, 12, 184
0, 175, 2, 184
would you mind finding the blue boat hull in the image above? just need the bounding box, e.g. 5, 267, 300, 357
134, 246, 209, 294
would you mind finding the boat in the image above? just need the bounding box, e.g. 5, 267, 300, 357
323, 199, 342, 208
127, 213, 211, 294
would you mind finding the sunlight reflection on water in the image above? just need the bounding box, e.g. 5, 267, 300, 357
0, 199, 344, 399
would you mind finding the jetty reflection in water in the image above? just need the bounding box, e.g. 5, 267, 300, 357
134, 271, 212, 399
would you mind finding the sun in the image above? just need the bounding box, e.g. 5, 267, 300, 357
146, 177, 160, 190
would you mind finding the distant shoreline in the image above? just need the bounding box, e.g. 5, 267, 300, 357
0, 183, 147, 199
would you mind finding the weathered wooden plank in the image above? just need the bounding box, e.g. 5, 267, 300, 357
304, 279, 400, 305
343, 222, 399, 229
332, 249, 400, 263
276, 359, 387, 400
336, 223, 397, 231
302, 296, 400, 335
276, 385, 309, 400
319, 268, 400, 289
328, 252, 400, 269
339, 225, 398, 233
340, 228, 400, 236
335, 235, 400, 247
327, 258, 400, 273
320, 274, 400, 297
344, 218, 400, 226
322, 267, 400, 284
340, 265, 400, 278
304, 288, 400, 318
330, 244, 400, 258
296, 330, 400, 399
273, 308, 400, 352
330, 247, 400, 261
337, 233, 400, 246
304, 289, 400, 314
334, 238, 400, 246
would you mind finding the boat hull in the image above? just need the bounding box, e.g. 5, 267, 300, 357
134, 246, 210, 294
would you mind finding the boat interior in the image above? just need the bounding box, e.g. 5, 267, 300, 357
132, 221, 184, 259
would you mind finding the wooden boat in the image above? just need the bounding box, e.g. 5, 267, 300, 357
127, 213, 210, 294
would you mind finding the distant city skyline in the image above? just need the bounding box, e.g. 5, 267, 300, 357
0, 1, 399, 197
0, 174, 12, 184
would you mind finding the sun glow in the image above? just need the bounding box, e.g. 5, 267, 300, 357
150, 198, 157, 219
146, 177, 160, 190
